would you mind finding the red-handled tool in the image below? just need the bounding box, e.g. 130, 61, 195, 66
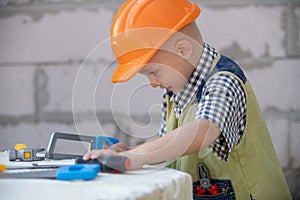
196, 163, 220, 196
196, 185, 206, 195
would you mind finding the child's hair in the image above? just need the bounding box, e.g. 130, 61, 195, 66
163, 22, 203, 50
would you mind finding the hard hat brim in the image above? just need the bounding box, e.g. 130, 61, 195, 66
111, 48, 158, 83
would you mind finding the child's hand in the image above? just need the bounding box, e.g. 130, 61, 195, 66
84, 142, 132, 160
83, 149, 144, 170
107, 142, 132, 152
83, 149, 119, 160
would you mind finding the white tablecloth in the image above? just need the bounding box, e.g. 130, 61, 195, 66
0, 152, 192, 200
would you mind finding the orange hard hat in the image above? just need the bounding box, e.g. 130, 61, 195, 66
110, 0, 201, 83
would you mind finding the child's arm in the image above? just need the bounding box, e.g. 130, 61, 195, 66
105, 135, 160, 152
120, 119, 220, 169
83, 135, 160, 160
84, 119, 220, 170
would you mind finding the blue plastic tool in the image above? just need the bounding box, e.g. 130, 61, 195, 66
94, 136, 119, 149
56, 164, 100, 180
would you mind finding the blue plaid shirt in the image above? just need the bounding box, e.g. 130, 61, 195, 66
158, 43, 246, 161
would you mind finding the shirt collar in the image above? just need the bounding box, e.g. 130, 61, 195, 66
170, 43, 218, 118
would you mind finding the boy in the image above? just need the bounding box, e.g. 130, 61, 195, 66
84, 0, 291, 199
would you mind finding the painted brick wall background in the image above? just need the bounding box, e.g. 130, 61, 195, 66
0, 0, 299, 198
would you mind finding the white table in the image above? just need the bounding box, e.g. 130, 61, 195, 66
0, 152, 192, 200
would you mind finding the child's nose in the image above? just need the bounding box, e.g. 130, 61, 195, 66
150, 81, 160, 88
148, 76, 160, 88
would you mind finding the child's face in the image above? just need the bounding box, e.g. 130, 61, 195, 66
139, 50, 195, 94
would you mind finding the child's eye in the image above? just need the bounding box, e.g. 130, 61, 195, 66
149, 70, 158, 76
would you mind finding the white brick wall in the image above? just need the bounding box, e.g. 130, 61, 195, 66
291, 121, 300, 168
0, 121, 118, 151
0, 9, 114, 63
0, 123, 75, 150
245, 59, 300, 111
0, 66, 35, 116
197, 5, 286, 58
43, 65, 79, 112
265, 118, 290, 168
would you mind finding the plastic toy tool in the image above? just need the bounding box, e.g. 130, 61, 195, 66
0, 156, 130, 180
76, 155, 131, 173
45, 132, 119, 160
8, 148, 44, 162
195, 163, 220, 196
56, 164, 100, 180
0, 164, 100, 180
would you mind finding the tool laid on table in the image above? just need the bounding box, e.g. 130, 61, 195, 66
1, 132, 124, 180
8, 148, 45, 162
0, 164, 100, 180
14, 143, 28, 150
6, 132, 119, 161
0, 164, 63, 170
195, 163, 220, 196
29, 156, 131, 173
76, 155, 131, 173
0, 156, 130, 180
45, 132, 119, 160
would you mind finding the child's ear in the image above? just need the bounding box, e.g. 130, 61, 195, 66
175, 39, 193, 60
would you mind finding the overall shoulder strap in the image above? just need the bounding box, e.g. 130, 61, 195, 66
195, 55, 247, 102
